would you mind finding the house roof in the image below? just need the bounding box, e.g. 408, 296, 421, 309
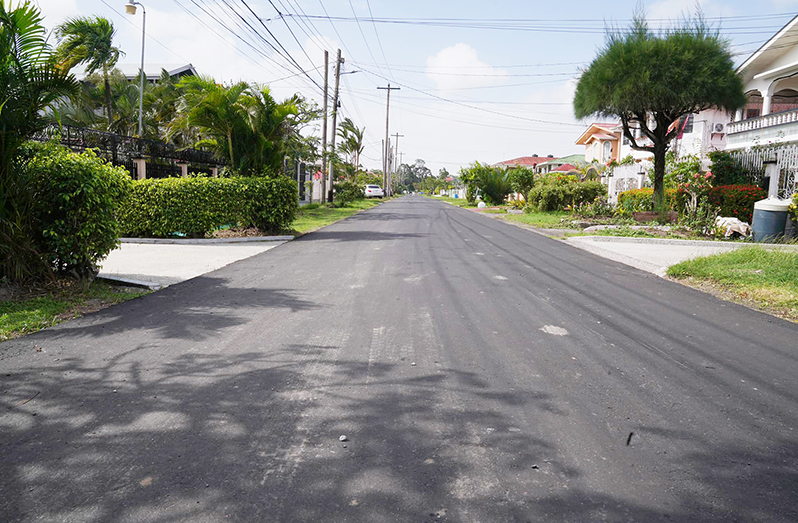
589, 133, 618, 141
553, 163, 576, 172
537, 153, 586, 167
74, 63, 198, 82
575, 122, 620, 145
737, 14, 798, 84
493, 156, 557, 167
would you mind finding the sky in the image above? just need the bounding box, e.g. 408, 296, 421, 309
32, 0, 798, 176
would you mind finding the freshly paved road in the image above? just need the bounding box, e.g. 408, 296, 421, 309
2, 195, 797, 522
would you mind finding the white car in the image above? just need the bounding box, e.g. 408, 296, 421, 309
364, 185, 384, 198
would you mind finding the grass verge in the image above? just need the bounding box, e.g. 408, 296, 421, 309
1, 281, 148, 341
667, 246, 798, 322
290, 198, 386, 235
499, 211, 571, 229
426, 195, 476, 208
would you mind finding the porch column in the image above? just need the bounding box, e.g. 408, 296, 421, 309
133, 158, 147, 180
763, 93, 772, 116
177, 162, 189, 177
734, 109, 743, 122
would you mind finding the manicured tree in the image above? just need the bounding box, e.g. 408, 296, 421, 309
573, 13, 745, 210
55, 16, 123, 129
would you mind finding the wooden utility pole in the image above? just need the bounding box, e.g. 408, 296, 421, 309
328, 49, 343, 203
320, 50, 329, 204
377, 84, 399, 195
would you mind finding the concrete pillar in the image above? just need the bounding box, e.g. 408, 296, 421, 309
764, 151, 780, 198
133, 158, 147, 180
177, 163, 189, 177
763, 93, 772, 116
211, 167, 219, 178
735, 109, 743, 122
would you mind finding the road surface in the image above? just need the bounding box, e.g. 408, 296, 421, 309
2, 195, 797, 522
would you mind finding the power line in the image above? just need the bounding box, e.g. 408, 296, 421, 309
364, 0, 394, 81
347, 0, 384, 77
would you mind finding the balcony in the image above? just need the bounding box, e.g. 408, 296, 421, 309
726, 108, 798, 149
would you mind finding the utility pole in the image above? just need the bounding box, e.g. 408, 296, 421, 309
320, 50, 329, 204
328, 49, 343, 203
377, 84, 399, 195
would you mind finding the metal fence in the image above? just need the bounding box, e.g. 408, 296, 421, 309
31, 124, 223, 179
730, 145, 798, 198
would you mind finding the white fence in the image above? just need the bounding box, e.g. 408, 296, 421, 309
606, 163, 650, 204
730, 145, 797, 198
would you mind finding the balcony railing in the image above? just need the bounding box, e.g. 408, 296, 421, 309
727, 108, 798, 134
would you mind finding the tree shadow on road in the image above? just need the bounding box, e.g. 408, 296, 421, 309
2, 343, 797, 522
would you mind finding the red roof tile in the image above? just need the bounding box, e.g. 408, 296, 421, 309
494, 156, 557, 167
553, 163, 576, 172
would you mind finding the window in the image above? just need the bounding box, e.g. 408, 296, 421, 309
602, 141, 613, 162
679, 114, 694, 134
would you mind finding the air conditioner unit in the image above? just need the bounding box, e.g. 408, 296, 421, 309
713, 122, 726, 134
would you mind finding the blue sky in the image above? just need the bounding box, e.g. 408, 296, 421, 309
33, 0, 798, 175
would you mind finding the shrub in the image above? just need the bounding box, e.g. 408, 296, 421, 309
707, 185, 767, 223
507, 167, 536, 195
119, 176, 297, 237
526, 175, 605, 211
789, 193, 798, 225
22, 142, 132, 278
572, 196, 615, 218
709, 151, 753, 186
617, 187, 677, 216
333, 180, 365, 207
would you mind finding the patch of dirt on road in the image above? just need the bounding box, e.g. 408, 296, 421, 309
667, 276, 798, 323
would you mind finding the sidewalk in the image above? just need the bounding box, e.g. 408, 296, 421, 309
562, 236, 798, 277
98, 237, 289, 288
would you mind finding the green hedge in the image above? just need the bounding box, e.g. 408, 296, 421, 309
119, 176, 298, 237
21, 142, 132, 277
617, 187, 677, 216
526, 177, 605, 212
333, 180, 365, 207
707, 185, 766, 223
790, 193, 797, 224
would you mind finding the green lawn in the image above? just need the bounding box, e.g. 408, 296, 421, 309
426, 195, 476, 208
290, 198, 386, 234
1, 282, 147, 341
499, 211, 571, 229
668, 246, 798, 322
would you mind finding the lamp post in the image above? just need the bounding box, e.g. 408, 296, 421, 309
125, 1, 146, 137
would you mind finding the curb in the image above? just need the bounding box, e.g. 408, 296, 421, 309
120, 236, 293, 245
97, 275, 162, 290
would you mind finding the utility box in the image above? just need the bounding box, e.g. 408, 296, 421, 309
752, 198, 791, 242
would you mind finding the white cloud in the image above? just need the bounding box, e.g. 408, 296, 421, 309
426, 43, 508, 91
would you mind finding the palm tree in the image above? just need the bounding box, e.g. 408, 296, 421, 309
337, 117, 364, 177
171, 77, 299, 176
55, 16, 123, 130
0, 0, 80, 280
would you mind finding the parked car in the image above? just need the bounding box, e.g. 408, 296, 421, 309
365, 185, 384, 198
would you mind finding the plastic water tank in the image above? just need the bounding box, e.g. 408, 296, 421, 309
752, 198, 791, 242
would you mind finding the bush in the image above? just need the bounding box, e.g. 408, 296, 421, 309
572, 196, 614, 218
789, 193, 798, 225
20, 142, 133, 278
507, 167, 536, 195
709, 151, 753, 186
617, 187, 677, 216
707, 185, 766, 223
526, 175, 605, 211
333, 180, 365, 207
119, 176, 298, 238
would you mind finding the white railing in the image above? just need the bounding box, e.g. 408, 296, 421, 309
727, 108, 798, 134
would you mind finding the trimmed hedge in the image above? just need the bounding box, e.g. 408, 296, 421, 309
526, 177, 605, 212
707, 185, 766, 223
617, 187, 677, 215
21, 142, 132, 277
790, 193, 797, 224
333, 180, 365, 207
119, 176, 298, 237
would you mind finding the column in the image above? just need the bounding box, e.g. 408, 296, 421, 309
735, 109, 743, 122
177, 163, 189, 177
763, 93, 772, 116
211, 167, 219, 178
133, 158, 147, 180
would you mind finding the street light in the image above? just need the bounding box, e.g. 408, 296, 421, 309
125, 0, 146, 137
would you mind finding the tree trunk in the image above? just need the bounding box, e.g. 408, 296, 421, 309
652, 144, 667, 212
227, 130, 234, 171
104, 67, 113, 130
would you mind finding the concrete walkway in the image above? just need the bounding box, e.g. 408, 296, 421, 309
563, 235, 797, 277
98, 239, 288, 288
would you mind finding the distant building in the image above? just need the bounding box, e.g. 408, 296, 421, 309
74, 63, 198, 84
493, 155, 557, 169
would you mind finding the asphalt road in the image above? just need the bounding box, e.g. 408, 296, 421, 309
2, 195, 797, 523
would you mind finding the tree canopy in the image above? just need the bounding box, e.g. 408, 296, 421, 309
573, 12, 745, 208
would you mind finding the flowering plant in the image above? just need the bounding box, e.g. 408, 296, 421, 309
678, 171, 714, 216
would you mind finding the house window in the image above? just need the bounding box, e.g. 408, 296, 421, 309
679, 114, 694, 134
602, 141, 612, 162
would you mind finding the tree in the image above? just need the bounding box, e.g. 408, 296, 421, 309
573, 12, 745, 209
0, 0, 80, 280
337, 117, 365, 176
55, 16, 123, 130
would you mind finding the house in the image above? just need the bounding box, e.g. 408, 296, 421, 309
73, 63, 198, 84
535, 153, 587, 173
493, 155, 557, 169
575, 122, 654, 164
724, 14, 798, 151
